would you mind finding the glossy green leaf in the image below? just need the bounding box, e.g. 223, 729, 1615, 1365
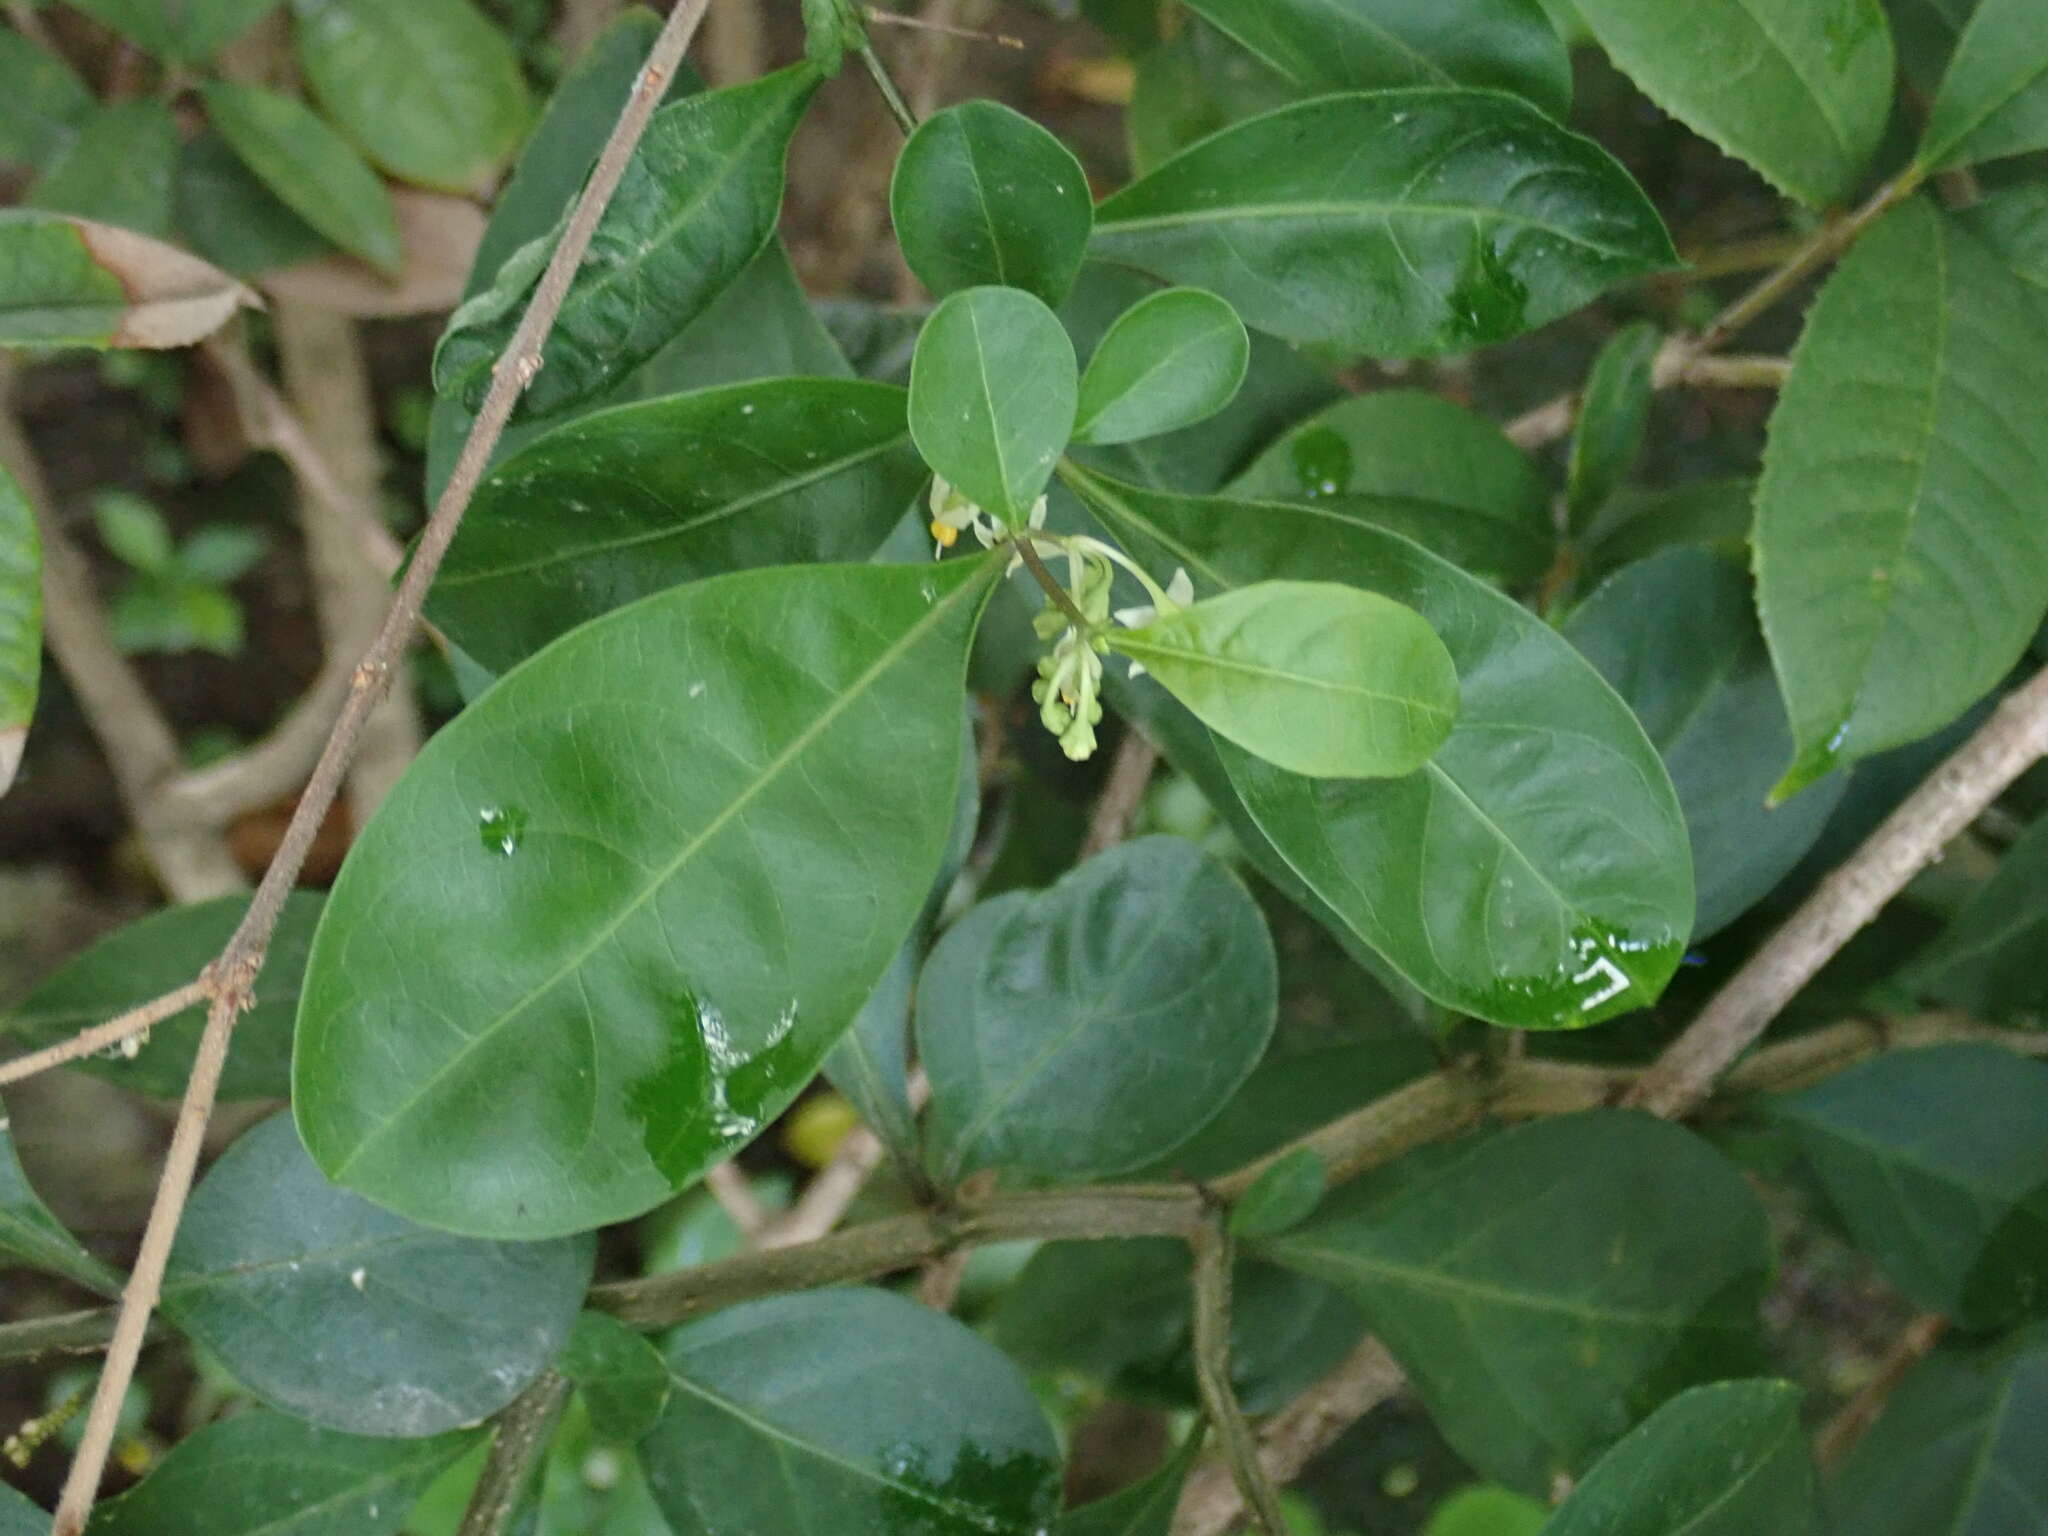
200, 81, 402, 275
435, 65, 819, 419
1429, 1487, 1547, 1536
1563, 549, 1845, 939
1, 1114, 115, 1293
1920, 0, 2048, 169
0, 1486, 40, 1536
8, 893, 322, 1100
1091, 90, 1677, 357
27, 99, 178, 239
293, 0, 529, 193
1229, 1147, 1327, 1237
0, 462, 38, 798
1126, 16, 1299, 176
1113, 581, 1459, 780
66, 0, 283, 62
1566, 321, 1659, 531
918, 835, 1276, 1183
174, 130, 333, 278
86, 1410, 479, 1536
1058, 1436, 1202, 1536
1570, 0, 1893, 205
1074, 287, 1248, 446
1181, 0, 1572, 117
1826, 1323, 2048, 1535
428, 378, 926, 673
1906, 812, 2048, 1017
296, 558, 999, 1238
1541, 1380, 1810, 1536
1265, 1112, 1771, 1492
909, 286, 1077, 521
0, 29, 92, 172
1756, 199, 2048, 798
559, 1311, 671, 1443
1227, 390, 1553, 589
644, 1289, 1062, 1536
161, 1115, 593, 1435
1072, 468, 1693, 1029
1773, 1043, 2048, 1330
891, 100, 1092, 306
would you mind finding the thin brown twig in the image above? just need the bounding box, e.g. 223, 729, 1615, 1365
1814, 1314, 1947, 1473
456, 1371, 572, 1536
0, 981, 209, 1088
1189, 1218, 1288, 1536
1081, 731, 1159, 858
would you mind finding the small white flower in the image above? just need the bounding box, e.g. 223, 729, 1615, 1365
1113, 567, 1194, 631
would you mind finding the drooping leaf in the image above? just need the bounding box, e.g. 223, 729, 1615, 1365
1073, 287, 1249, 446
918, 836, 1277, 1183
7, 893, 322, 1100
1541, 1380, 1811, 1536
1057, 1435, 1201, 1536
86, 1410, 479, 1536
200, 81, 403, 275
1562, 549, 1845, 939
1773, 1044, 2048, 1331
1755, 198, 2048, 798
1091, 90, 1677, 357
1265, 1112, 1771, 1492
427, 378, 927, 672
0, 462, 38, 798
1566, 321, 1660, 532
558, 1311, 671, 1443
434, 65, 819, 419
1070, 468, 1693, 1029
1920, 0, 2048, 169
161, 1115, 593, 1435
0, 1114, 116, 1293
643, 1289, 1062, 1536
65, 0, 284, 62
1226, 390, 1553, 589
1905, 812, 2048, 1017
1570, 0, 1894, 206
26, 99, 179, 238
891, 100, 1093, 307
295, 558, 1000, 1238
0, 28, 93, 171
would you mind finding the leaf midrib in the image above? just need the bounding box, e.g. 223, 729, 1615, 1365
1115, 630, 1455, 719
1096, 198, 1647, 263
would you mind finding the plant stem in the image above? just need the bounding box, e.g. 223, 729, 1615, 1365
1081, 731, 1160, 857
457, 1372, 572, 1536
1814, 1315, 1947, 1473
1013, 536, 1097, 632
0, 981, 209, 1088
859, 44, 919, 135
1189, 1218, 1288, 1536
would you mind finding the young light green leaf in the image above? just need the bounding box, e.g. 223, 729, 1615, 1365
1919, 0, 2048, 169
1074, 287, 1249, 445
435, 65, 819, 419
0, 463, 39, 797
559, 1311, 671, 1443
1428, 1487, 1547, 1536
65, 0, 283, 63
1264, 1113, 1771, 1492
1755, 199, 2048, 799
801, 0, 867, 73
200, 81, 402, 275
891, 100, 1093, 307
909, 285, 1077, 521
1229, 1147, 1327, 1237
1566, 320, 1660, 531
161, 1114, 593, 1435
1772, 1044, 2048, 1331
86, 1410, 480, 1536
1058, 1435, 1203, 1536
1570, 0, 1894, 206
918, 836, 1277, 1184
27, 99, 178, 239
1541, 1380, 1810, 1536
427, 378, 928, 673
1091, 90, 1677, 357
0, 28, 93, 171
1905, 812, 2048, 1018
1112, 581, 1459, 780
1181, 0, 1573, 118
295, 558, 1000, 1238
1225, 389, 1553, 589
1, 1114, 117, 1294
644, 1289, 1062, 1536
292, 0, 531, 194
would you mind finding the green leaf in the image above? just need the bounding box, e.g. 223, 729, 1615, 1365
1826, 1323, 2048, 1535
918, 835, 1277, 1183
891, 100, 1093, 307
1091, 90, 1677, 357
1229, 1147, 1327, 1237
824, 936, 921, 1160
174, 129, 334, 278
27, 99, 178, 239
1126, 17, 1299, 177
0, 1485, 41, 1536
1541, 1380, 1810, 1536
1772, 1043, 2048, 1331
1071, 469, 1693, 1029
0, 210, 256, 350
1112, 581, 1459, 780
0, 462, 39, 797
93, 491, 173, 573
1959, 178, 2048, 292
643, 1289, 1062, 1536
1428, 1487, 1547, 1536
0, 28, 93, 171
1570, 0, 1894, 206
1265, 1112, 1771, 1492
1565, 321, 1659, 532
7, 893, 321, 1100
1074, 287, 1249, 446
1755, 198, 2048, 798
177, 524, 266, 585
161, 1114, 594, 1435
200, 81, 403, 275
1180, 0, 1573, 118
1888, 0, 1975, 96
1058, 1435, 1202, 1536
85, 1410, 480, 1536
1905, 812, 2048, 1017
65, 0, 283, 62
434, 65, 819, 419
559, 1311, 671, 1443
1226, 390, 1553, 589
295, 558, 1000, 1238
802, 0, 867, 73
1562, 548, 1846, 939
909, 286, 1077, 522
1, 1113, 116, 1293
427, 378, 926, 673
292, 0, 530, 193
1920, 0, 2048, 169
1579, 476, 1754, 585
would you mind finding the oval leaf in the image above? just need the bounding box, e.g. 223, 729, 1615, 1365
66, 0, 283, 63
1112, 581, 1459, 780
1091, 90, 1677, 358
0, 28, 93, 171
891, 99, 1093, 307
1565, 320, 1660, 532
0, 462, 38, 797
918, 835, 1277, 1183
1074, 287, 1250, 446
161, 1115, 593, 1436
559, 1310, 670, 1443
1921, 0, 2048, 169
295, 558, 999, 1238
27, 98, 179, 238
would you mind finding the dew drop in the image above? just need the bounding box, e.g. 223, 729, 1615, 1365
1289, 428, 1353, 500
477, 805, 527, 856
